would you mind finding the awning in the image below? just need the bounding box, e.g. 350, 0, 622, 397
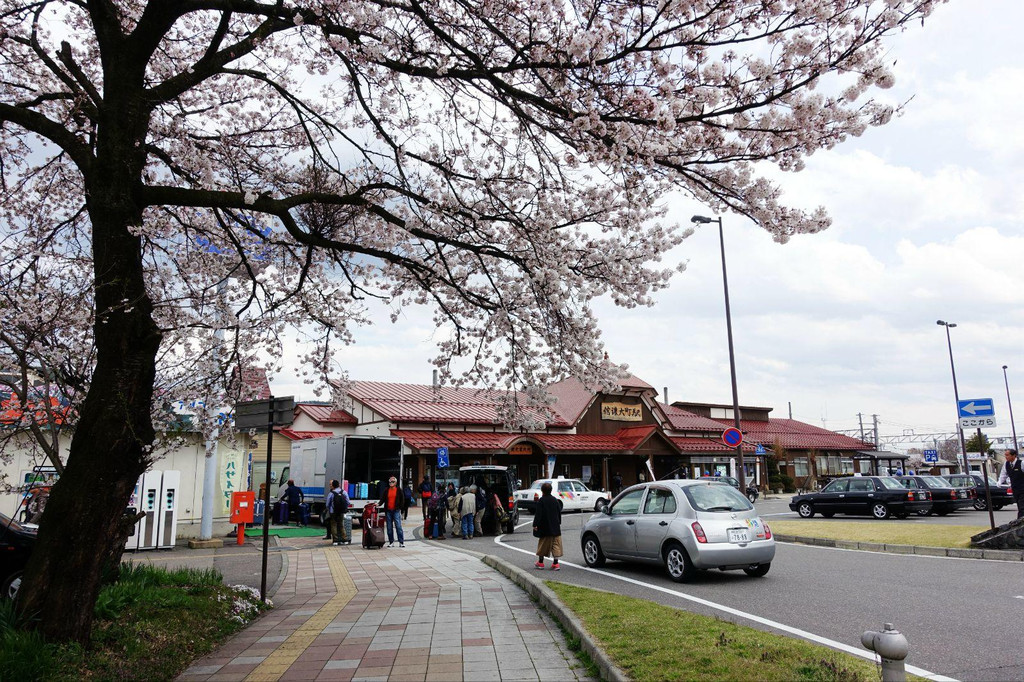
855, 450, 910, 461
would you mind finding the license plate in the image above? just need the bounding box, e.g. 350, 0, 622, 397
728, 528, 749, 543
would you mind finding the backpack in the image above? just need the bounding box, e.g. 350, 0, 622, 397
329, 489, 349, 515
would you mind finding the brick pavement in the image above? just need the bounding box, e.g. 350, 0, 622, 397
179, 535, 595, 682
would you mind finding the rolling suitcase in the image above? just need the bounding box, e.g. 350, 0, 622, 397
297, 502, 311, 526
274, 500, 289, 525
361, 503, 386, 549
343, 514, 353, 543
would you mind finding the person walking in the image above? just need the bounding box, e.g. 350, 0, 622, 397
458, 486, 476, 539
326, 479, 351, 545
533, 481, 563, 570
447, 483, 462, 537
611, 472, 622, 496
402, 480, 414, 520
427, 484, 447, 539
473, 484, 487, 536
418, 475, 433, 519
378, 475, 407, 547
278, 479, 304, 526
997, 449, 1024, 519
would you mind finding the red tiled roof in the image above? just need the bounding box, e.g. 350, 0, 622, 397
670, 436, 756, 453
661, 404, 727, 431
392, 431, 517, 450
615, 425, 658, 450
279, 428, 333, 440
707, 418, 873, 450
344, 381, 567, 426
545, 378, 597, 425
295, 403, 357, 424
393, 429, 670, 455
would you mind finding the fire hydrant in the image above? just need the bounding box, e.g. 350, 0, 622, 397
861, 623, 909, 682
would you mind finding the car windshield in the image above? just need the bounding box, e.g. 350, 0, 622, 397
921, 476, 952, 489
877, 477, 904, 490
0, 512, 28, 533
529, 481, 544, 489
988, 478, 1003, 487
683, 484, 753, 512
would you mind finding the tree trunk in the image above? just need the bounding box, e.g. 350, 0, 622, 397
18, 111, 161, 641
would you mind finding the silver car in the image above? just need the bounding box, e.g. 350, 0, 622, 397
580, 479, 775, 581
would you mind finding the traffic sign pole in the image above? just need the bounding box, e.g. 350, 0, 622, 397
978, 427, 995, 530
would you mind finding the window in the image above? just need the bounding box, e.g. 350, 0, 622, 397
902, 478, 918, 489
822, 479, 849, 493
643, 488, 677, 514
815, 456, 826, 474
841, 458, 854, 474
849, 479, 874, 492
683, 484, 752, 512
794, 457, 809, 477
610, 489, 644, 515
558, 481, 573, 494
572, 481, 588, 493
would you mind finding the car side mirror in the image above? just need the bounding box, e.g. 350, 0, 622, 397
602, 505, 611, 515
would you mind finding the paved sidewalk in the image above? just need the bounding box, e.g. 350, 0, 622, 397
179, 535, 596, 682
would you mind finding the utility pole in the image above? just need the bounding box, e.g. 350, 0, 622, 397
872, 414, 880, 449
858, 413, 865, 442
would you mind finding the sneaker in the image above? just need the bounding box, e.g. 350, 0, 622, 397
534, 561, 545, 570
333, 541, 340, 546
551, 563, 560, 571
388, 542, 394, 547
399, 543, 405, 548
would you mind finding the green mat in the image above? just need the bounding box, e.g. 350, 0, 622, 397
244, 526, 327, 538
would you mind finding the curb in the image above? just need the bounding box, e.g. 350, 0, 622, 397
481, 555, 629, 682
775, 534, 1024, 561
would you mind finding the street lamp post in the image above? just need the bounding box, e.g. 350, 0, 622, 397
937, 320, 970, 474
692, 215, 746, 492
1003, 365, 1019, 452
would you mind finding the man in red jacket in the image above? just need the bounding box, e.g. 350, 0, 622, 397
378, 476, 407, 547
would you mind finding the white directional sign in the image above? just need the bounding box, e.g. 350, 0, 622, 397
958, 398, 996, 429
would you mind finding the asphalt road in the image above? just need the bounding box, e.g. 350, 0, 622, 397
493, 503, 1023, 681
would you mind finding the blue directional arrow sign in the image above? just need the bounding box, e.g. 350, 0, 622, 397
957, 398, 996, 429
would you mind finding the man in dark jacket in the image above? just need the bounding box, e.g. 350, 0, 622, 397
418, 475, 433, 519
378, 475, 407, 547
279, 479, 304, 525
997, 449, 1024, 519
532, 481, 563, 570
326, 480, 351, 545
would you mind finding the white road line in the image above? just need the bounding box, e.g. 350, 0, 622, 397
495, 523, 955, 682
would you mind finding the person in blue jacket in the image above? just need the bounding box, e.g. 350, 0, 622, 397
278, 479, 304, 525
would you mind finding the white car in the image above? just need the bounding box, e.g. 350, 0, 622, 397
516, 477, 609, 513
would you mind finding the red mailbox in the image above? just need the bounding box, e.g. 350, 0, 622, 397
229, 491, 256, 524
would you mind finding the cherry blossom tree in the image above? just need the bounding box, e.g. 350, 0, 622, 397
0, 0, 941, 642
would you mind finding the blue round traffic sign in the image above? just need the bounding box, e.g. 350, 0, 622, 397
722, 428, 743, 447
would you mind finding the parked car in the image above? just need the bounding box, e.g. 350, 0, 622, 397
698, 475, 740, 489
944, 474, 1014, 511
896, 475, 974, 516
515, 477, 609, 514
459, 465, 519, 534
789, 476, 932, 519
580, 479, 774, 582
0, 511, 37, 600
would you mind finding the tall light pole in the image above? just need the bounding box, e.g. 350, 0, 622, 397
1003, 365, 1019, 452
692, 215, 746, 492
937, 320, 969, 474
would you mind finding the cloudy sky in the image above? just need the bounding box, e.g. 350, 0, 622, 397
271, 1, 1024, 450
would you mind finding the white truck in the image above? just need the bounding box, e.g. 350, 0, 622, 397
286, 435, 404, 521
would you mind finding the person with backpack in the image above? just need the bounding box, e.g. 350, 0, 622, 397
326, 479, 351, 545
447, 483, 462, 537
418, 475, 433, 519
459, 486, 477, 539
402, 480, 414, 520
473, 483, 487, 536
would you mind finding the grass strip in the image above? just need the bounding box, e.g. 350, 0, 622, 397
0, 563, 269, 681
548, 581, 900, 682
768, 520, 982, 548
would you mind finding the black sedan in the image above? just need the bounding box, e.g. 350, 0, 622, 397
0, 511, 36, 599
789, 476, 932, 520
896, 475, 974, 516
944, 474, 1014, 511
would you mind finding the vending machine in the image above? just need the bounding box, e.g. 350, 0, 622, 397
137, 470, 162, 550
124, 474, 142, 551
156, 470, 180, 549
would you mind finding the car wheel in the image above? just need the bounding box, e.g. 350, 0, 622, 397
663, 542, 697, 583
974, 499, 988, 511
872, 503, 890, 520
504, 520, 515, 534
821, 512, 835, 518
743, 562, 771, 578
595, 498, 608, 513
797, 502, 815, 518
2, 571, 23, 601
582, 534, 606, 568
